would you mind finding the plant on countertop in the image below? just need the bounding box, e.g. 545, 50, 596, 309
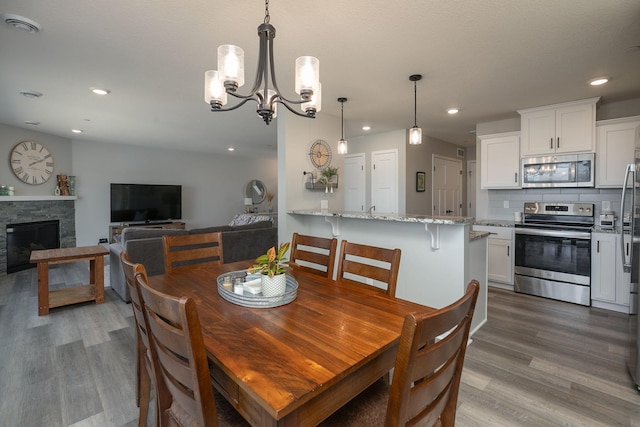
319, 166, 338, 184
248, 242, 290, 277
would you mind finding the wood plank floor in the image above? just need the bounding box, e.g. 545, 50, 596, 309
1, 263, 639, 426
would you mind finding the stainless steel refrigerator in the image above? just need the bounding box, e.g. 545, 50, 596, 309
621, 124, 640, 391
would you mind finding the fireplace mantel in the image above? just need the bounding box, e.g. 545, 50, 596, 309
0, 196, 77, 202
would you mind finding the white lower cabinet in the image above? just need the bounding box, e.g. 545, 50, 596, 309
473, 225, 514, 287
591, 232, 631, 313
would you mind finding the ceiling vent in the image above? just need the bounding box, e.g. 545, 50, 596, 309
1, 13, 41, 33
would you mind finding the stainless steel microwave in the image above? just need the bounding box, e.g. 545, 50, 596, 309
521, 153, 595, 188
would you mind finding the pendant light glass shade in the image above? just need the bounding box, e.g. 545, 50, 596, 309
409, 126, 422, 145
218, 45, 245, 90
338, 138, 348, 154
338, 97, 348, 154
408, 74, 422, 145
204, 70, 227, 105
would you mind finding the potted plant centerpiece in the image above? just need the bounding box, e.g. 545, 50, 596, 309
248, 242, 290, 297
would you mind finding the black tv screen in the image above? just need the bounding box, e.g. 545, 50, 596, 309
110, 183, 182, 223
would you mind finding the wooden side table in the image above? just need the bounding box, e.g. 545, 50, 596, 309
30, 245, 109, 316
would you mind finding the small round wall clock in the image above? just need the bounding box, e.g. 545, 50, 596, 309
308, 139, 332, 169
10, 141, 54, 185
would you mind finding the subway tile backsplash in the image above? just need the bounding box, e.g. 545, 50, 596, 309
488, 188, 624, 224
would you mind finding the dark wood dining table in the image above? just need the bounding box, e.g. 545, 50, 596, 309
148, 261, 433, 426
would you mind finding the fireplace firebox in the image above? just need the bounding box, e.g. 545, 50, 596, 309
6, 220, 60, 273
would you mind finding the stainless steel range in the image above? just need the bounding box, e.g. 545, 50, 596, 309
514, 202, 594, 306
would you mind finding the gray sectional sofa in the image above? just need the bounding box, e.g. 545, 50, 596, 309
109, 220, 277, 302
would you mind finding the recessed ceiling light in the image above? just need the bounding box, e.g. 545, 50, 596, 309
447, 108, 460, 115
24, 120, 40, 126
71, 129, 83, 134
362, 126, 371, 131
1, 13, 41, 33
227, 147, 235, 151
90, 87, 111, 95
19, 90, 43, 98
589, 77, 609, 86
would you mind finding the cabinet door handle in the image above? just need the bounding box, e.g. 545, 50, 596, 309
597, 240, 600, 252
550, 137, 553, 149
627, 242, 630, 256
507, 246, 510, 257
557, 137, 560, 149
514, 172, 518, 183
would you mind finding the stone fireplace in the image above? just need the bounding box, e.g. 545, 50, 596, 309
0, 198, 76, 274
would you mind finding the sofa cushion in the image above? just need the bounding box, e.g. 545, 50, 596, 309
121, 227, 188, 242
189, 225, 233, 234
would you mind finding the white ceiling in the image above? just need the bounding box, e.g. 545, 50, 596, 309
0, 0, 639, 155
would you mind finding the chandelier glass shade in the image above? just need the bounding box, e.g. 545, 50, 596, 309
204, 1, 321, 125
409, 74, 422, 145
337, 97, 348, 154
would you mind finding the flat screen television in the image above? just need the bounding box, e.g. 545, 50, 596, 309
110, 183, 182, 223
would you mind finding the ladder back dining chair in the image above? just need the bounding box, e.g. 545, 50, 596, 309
289, 232, 338, 279
162, 232, 223, 273
320, 280, 480, 427
120, 252, 156, 427
136, 273, 219, 427
335, 240, 401, 297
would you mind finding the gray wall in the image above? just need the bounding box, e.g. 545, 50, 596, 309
1, 123, 278, 247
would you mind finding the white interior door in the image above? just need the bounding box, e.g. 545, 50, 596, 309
343, 153, 365, 212
371, 149, 398, 213
432, 155, 462, 216
467, 160, 476, 218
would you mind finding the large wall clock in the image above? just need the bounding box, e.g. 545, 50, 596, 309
308, 139, 332, 169
10, 141, 54, 185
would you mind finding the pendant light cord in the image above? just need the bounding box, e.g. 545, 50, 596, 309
413, 80, 417, 127
341, 100, 345, 139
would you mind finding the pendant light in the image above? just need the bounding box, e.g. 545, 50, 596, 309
338, 97, 348, 154
408, 74, 422, 145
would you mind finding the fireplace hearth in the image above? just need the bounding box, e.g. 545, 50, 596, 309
7, 220, 60, 273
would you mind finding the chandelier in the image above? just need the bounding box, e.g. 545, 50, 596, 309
204, 0, 321, 125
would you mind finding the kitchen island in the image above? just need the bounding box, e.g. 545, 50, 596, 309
286, 210, 488, 335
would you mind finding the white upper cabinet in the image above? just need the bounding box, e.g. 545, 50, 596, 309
596, 116, 640, 188
479, 131, 520, 189
518, 97, 599, 156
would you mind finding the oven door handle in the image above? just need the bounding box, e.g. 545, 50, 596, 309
515, 228, 591, 239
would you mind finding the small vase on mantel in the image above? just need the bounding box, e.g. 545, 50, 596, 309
261, 273, 286, 297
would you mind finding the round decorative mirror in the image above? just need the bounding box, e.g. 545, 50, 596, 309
245, 179, 267, 204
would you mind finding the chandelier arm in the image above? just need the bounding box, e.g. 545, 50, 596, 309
210, 97, 253, 112
276, 98, 316, 117
266, 32, 284, 99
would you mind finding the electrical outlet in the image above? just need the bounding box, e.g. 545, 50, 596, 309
98, 238, 108, 244
503, 201, 509, 209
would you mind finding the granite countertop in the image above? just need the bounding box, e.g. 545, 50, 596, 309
287, 209, 474, 225
474, 219, 517, 228
469, 231, 491, 241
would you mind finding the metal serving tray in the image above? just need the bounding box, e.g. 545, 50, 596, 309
216, 270, 298, 308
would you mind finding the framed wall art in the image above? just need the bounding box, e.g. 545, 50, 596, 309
416, 171, 425, 192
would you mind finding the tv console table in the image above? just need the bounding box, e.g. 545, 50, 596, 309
109, 221, 186, 243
